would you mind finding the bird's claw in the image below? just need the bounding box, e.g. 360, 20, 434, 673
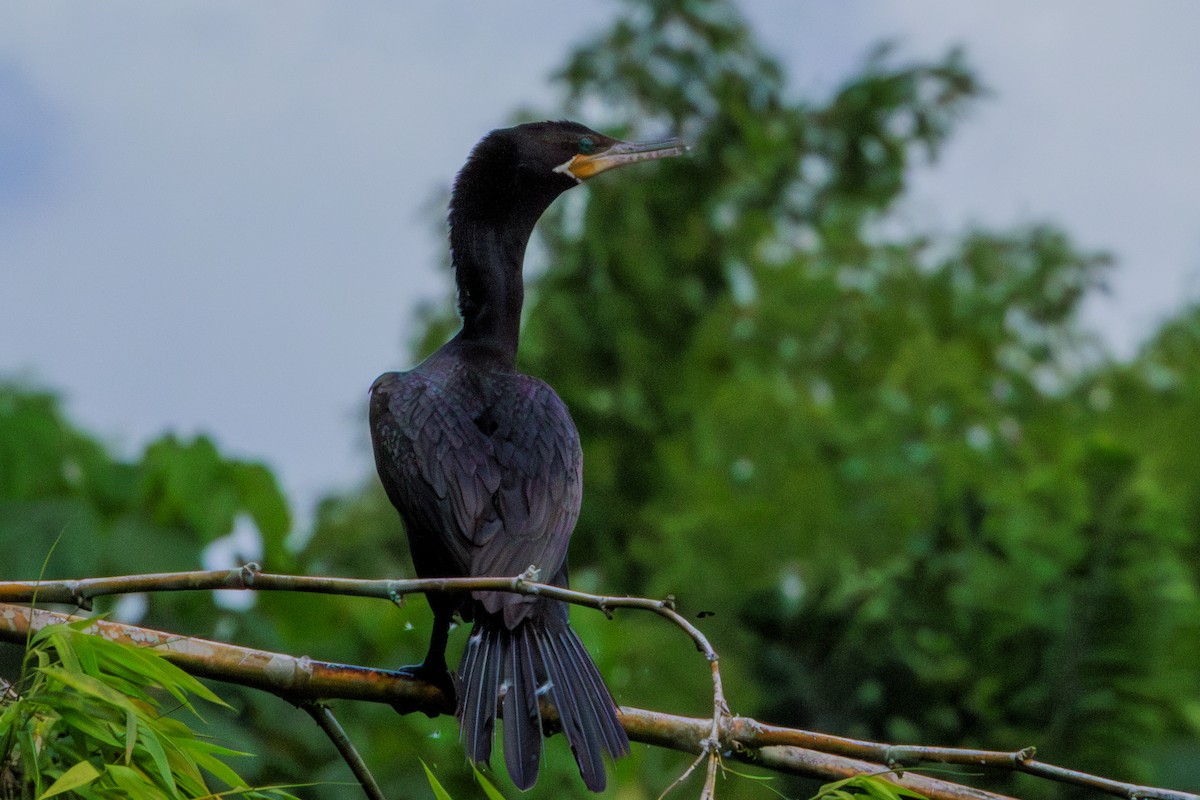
392, 662, 458, 715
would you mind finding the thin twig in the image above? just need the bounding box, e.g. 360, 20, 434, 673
657, 750, 707, 800
701, 743, 720, 800
701, 659, 727, 800
0, 566, 716, 659
299, 701, 387, 800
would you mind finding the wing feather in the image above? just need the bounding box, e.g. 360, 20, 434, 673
370, 361, 582, 624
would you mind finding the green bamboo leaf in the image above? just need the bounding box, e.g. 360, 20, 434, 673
105, 763, 162, 800
887, 781, 929, 799
859, 776, 905, 800
471, 763, 507, 800
70, 633, 187, 709
136, 726, 179, 796
72, 629, 101, 679
38, 666, 139, 714
137, 651, 227, 709
0, 700, 23, 737
95, 633, 226, 711
209, 784, 308, 800
46, 628, 82, 675
18, 727, 44, 794
815, 776, 855, 797
421, 759, 455, 800
38, 759, 101, 799
161, 749, 209, 799
124, 708, 138, 764
175, 737, 253, 760
181, 740, 251, 790
55, 707, 122, 747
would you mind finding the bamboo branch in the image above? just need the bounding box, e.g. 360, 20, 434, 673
0, 603, 1009, 800
727, 720, 1199, 800
1, 569, 1196, 800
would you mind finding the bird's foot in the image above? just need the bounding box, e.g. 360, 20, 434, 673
392, 662, 458, 716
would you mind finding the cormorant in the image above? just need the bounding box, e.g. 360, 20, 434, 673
369, 121, 684, 791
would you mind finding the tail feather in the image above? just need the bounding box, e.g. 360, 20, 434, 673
460, 625, 499, 764
457, 608, 629, 792
535, 625, 604, 790
559, 627, 630, 759
501, 625, 542, 788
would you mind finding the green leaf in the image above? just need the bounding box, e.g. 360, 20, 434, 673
887, 782, 930, 799
859, 776, 906, 800
46, 627, 82, 675
471, 763, 508, 800
38, 759, 101, 799
18, 727, 44, 794
73, 629, 101, 679
178, 738, 252, 790
815, 776, 855, 796
421, 759, 455, 800
124, 708, 138, 764
136, 725, 179, 796
38, 666, 139, 714
56, 705, 120, 753
105, 763, 162, 800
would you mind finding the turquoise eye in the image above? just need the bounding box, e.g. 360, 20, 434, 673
578, 136, 596, 155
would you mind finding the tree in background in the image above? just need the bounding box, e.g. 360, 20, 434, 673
2, 0, 1197, 797
411, 0, 1200, 794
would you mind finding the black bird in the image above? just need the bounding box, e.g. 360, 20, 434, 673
369, 121, 684, 791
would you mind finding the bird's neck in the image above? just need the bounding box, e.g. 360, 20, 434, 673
449, 216, 533, 367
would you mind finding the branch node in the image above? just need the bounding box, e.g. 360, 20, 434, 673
597, 600, 614, 620
1016, 745, 1037, 763
68, 583, 93, 612
661, 594, 676, 611
729, 738, 751, 757
239, 562, 261, 587
883, 746, 919, 769
386, 584, 406, 609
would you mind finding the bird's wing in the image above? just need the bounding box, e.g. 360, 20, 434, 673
370, 369, 582, 617
468, 374, 582, 584
371, 370, 498, 575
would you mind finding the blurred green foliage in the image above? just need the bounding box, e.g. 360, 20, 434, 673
2, 0, 1199, 797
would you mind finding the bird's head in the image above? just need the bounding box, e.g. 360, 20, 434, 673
451, 121, 685, 225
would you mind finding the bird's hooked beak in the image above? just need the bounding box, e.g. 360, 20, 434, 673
555, 136, 688, 183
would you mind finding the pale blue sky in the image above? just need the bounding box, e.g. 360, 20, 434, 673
3, 2, 1199, 526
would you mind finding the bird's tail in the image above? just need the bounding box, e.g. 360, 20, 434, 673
457, 606, 629, 791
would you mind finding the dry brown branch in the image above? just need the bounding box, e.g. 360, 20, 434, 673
0, 603, 1011, 800
0, 570, 1196, 800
